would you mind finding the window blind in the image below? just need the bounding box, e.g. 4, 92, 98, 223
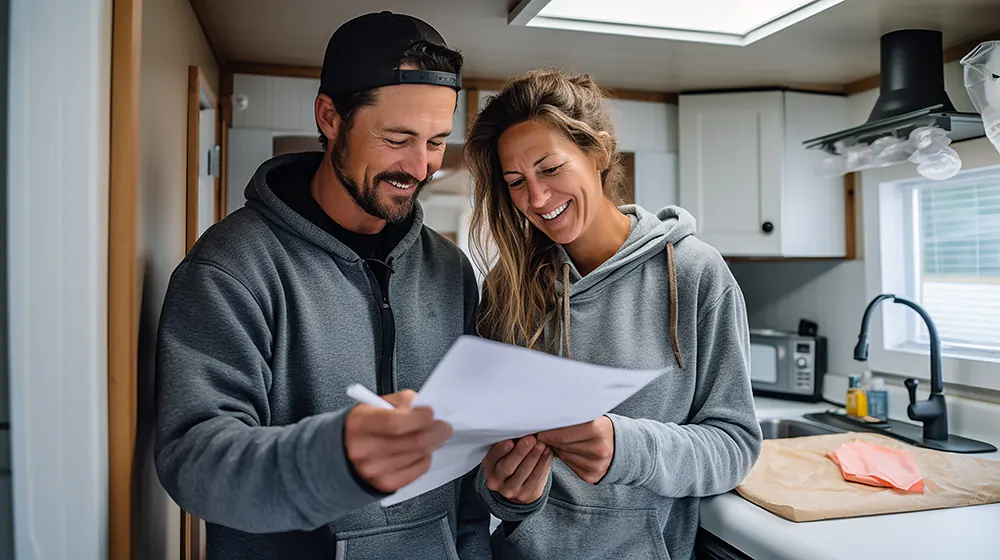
912, 167, 1000, 352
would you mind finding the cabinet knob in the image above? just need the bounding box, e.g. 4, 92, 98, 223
761, 221, 774, 234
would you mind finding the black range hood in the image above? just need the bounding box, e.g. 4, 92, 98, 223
804, 29, 985, 154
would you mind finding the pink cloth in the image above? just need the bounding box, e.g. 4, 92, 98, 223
826, 439, 925, 493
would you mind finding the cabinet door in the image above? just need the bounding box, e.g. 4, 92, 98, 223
633, 152, 678, 212
270, 77, 305, 132
679, 91, 783, 256
606, 99, 670, 153
231, 74, 273, 130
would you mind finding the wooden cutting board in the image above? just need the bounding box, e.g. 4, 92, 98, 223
736, 432, 1000, 522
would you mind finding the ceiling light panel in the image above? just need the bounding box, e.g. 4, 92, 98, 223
510, 0, 844, 46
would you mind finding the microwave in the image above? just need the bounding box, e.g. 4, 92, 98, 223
749, 329, 827, 402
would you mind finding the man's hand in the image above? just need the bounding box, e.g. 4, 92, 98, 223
537, 416, 615, 484
345, 389, 452, 493
482, 435, 553, 504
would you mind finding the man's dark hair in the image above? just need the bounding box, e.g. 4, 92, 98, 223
318, 41, 464, 150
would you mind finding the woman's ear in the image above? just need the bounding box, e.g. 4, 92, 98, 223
596, 131, 613, 170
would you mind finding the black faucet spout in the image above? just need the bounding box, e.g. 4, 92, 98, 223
891, 296, 944, 395
855, 294, 948, 441
854, 294, 895, 361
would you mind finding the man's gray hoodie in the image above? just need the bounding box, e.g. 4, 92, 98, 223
154, 153, 490, 559
480, 205, 764, 560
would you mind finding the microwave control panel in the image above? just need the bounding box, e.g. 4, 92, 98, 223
793, 341, 815, 393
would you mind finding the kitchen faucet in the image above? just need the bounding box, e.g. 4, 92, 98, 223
853, 294, 948, 441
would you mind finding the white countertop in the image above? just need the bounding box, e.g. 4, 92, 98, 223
699, 397, 1000, 560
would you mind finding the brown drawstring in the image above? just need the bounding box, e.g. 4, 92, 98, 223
561, 263, 572, 359
666, 243, 685, 369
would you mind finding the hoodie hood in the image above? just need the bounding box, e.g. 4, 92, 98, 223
556, 204, 697, 298
551, 204, 696, 366
242, 151, 426, 262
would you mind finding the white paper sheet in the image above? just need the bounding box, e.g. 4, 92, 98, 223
380, 335, 665, 506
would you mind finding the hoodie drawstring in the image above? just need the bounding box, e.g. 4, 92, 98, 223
665, 242, 684, 369
557, 241, 684, 369
561, 263, 572, 359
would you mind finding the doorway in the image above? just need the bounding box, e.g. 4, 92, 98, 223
187, 65, 221, 253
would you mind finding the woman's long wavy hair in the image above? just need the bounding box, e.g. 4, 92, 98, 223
465, 68, 626, 350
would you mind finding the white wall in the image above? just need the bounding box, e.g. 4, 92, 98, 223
136, 0, 219, 558
7, 0, 112, 558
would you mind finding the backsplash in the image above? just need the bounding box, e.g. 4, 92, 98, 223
729, 259, 869, 380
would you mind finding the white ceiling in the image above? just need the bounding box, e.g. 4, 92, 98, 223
193, 0, 1000, 92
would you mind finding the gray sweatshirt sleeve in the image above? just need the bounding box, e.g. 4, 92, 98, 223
154, 261, 383, 533
599, 284, 764, 497
474, 464, 552, 522
454, 467, 493, 558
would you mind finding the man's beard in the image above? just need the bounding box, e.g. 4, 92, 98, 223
330, 132, 430, 224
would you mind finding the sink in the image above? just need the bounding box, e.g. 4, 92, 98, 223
759, 418, 842, 440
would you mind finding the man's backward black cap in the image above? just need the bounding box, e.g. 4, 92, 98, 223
320, 11, 462, 98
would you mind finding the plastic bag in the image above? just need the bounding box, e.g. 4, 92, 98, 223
961, 40, 1000, 155
817, 126, 960, 180
907, 126, 963, 180
841, 143, 874, 172
869, 135, 914, 168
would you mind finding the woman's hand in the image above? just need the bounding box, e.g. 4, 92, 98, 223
538, 416, 615, 484
482, 435, 553, 504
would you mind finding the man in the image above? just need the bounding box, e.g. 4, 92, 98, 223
154, 11, 490, 559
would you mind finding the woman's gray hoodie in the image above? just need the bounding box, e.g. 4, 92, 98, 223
480, 204, 764, 560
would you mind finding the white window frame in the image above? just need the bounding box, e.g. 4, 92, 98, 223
862, 137, 1000, 392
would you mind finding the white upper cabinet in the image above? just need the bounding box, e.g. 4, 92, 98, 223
232, 74, 320, 133
605, 99, 676, 153
232, 73, 469, 144
679, 90, 849, 258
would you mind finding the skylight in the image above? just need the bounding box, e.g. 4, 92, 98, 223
509, 0, 844, 46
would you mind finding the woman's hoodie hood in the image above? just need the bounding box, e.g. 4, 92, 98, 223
555, 205, 696, 297
552, 204, 697, 366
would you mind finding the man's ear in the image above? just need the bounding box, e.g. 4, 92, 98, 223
315, 94, 342, 148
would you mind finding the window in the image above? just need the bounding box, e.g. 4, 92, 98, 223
863, 138, 1000, 392
902, 168, 1000, 354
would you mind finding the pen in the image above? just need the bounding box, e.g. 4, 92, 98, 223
346, 383, 395, 410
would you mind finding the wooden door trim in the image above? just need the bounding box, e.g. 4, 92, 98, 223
219, 68, 234, 219
186, 65, 220, 253
109, 0, 142, 558
183, 64, 224, 560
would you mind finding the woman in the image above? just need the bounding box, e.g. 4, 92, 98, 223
465, 68, 763, 560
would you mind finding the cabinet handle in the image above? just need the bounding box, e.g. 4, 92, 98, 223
761, 221, 774, 234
